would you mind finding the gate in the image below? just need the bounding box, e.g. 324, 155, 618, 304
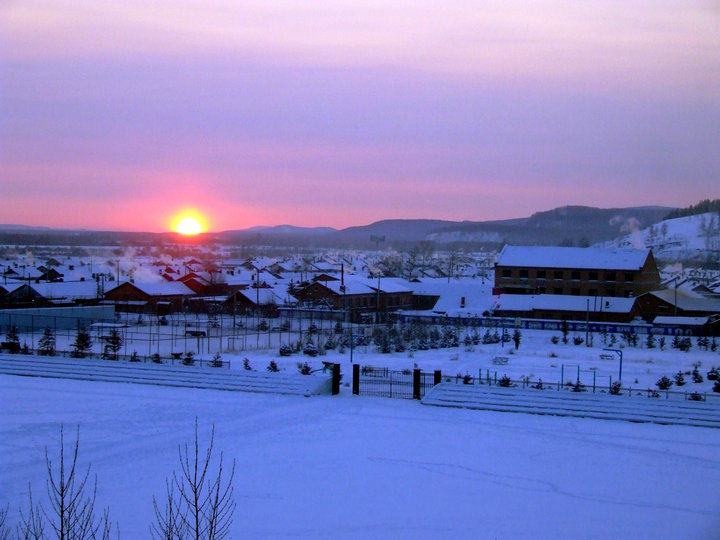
352, 365, 440, 399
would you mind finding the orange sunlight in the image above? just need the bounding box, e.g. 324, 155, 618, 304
173, 214, 205, 235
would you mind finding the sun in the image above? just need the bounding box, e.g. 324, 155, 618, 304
175, 216, 204, 235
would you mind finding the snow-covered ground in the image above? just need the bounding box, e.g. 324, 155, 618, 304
2, 340, 720, 539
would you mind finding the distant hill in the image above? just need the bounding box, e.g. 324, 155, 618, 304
0, 205, 676, 249
596, 211, 720, 265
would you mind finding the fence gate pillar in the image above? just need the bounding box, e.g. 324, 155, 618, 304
413, 369, 421, 400
352, 364, 360, 395
434, 370, 442, 386
332, 363, 341, 395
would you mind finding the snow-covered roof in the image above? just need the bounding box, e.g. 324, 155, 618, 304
652, 316, 714, 326
29, 281, 98, 300
644, 289, 720, 313
129, 281, 196, 297
496, 246, 651, 271
493, 294, 637, 314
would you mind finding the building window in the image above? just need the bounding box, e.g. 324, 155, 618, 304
571, 271, 581, 280
589, 271, 598, 280
624, 273, 635, 282
519, 269, 529, 278
554, 271, 563, 279
571, 288, 580, 296
588, 289, 598, 296
537, 270, 546, 279
554, 287, 563, 295
502, 269, 511, 278
606, 272, 616, 281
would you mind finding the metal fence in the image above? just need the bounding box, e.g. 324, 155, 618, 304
353, 365, 438, 399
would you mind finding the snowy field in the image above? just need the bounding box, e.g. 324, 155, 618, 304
2, 371, 720, 539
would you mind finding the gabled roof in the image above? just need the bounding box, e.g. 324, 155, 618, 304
496, 246, 651, 271
642, 289, 720, 313
107, 281, 195, 297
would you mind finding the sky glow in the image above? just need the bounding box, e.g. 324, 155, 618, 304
1, 1, 718, 231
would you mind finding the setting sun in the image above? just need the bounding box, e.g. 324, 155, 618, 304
175, 216, 204, 235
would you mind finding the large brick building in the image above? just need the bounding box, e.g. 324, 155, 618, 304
493, 246, 660, 298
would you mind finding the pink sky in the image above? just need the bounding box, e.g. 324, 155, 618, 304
1, 1, 718, 232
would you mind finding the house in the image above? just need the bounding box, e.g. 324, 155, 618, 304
491, 294, 640, 323
293, 275, 413, 321
103, 281, 196, 314
636, 289, 720, 320
494, 246, 660, 298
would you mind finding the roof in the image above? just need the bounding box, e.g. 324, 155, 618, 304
493, 294, 637, 314
496, 246, 651, 271
108, 281, 195, 297
644, 289, 720, 313
653, 316, 714, 326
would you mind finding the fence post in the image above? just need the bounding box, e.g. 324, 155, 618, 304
332, 363, 341, 396
413, 369, 421, 400
434, 370, 442, 386
352, 363, 360, 395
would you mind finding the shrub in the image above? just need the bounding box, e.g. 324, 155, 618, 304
303, 343, 319, 357
243, 357, 253, 370
256, 319, 269, 331
129, 351, 140, 362
656, 376, 673, 390
532, 379, 544, 390
210, 352, 223, 368
498, 374, 513, 387
573, 336, 584, 346
673, 371, 686, 386
688, 392, 704, 401
647, 389, 660, 398
297, 362, 312, 375
714, 379, 720, 393
707, 367, 719, 381
267, 360, 279, 372
462, 373, 473, 385
609, 381, 622, 395
37, 327, 56, 356
152, 353, 162, 364
183, 352, 195, 366
572, 381, 586, 392
279, 344, 293, 356
692, 367, 704, 384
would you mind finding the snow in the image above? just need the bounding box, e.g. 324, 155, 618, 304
497, 245, 651, 271
3, 335, 720, 538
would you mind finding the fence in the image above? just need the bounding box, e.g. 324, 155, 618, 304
352, 365, 439, 399
349, 364, 720, 404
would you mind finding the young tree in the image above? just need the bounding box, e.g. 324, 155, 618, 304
72, 327, 93, 358
4, 325, 20, 353
38, 327, 56, 356
151, 420, 236, 540
103, 329, 122, 360
18, 425, 113, 540
512, 329, 521, 350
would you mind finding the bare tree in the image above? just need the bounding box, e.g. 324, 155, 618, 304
151, 420, 236, 540
0, 503, 11, 540
16, 425, 112, 540
17, 487, 44, 540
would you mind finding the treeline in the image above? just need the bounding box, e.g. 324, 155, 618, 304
664, 199, 720, 221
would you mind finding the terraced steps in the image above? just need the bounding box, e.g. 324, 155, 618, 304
422, 383, 720, 428
0, 354, 332, 396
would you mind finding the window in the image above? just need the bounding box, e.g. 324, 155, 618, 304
606, 272, 616, 281
554, 271, 563, 279
519, 269, 529, 278
571, 271, 581, 280
537, 270, 546, 279
571, 288, 580, 296
502, 269, 511, 278
588, 289, 598, 296
589, 271, 598, 280
624, 273, 635, 282
554, 287, 563, 295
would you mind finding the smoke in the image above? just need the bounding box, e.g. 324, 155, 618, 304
611, 215, 645, 249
